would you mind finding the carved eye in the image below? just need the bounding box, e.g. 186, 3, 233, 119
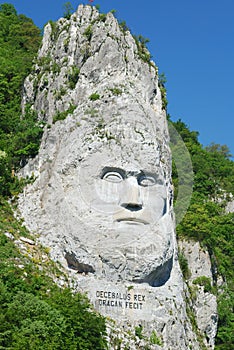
102, 172, 123, 183
138, 175, 156, 187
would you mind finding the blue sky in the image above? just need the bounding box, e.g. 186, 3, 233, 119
3, 0, 234, 158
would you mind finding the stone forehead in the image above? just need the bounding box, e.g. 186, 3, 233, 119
94, 122, 158, 146
83, 126, 160, 157
80, 105, 159, 146
77, 142, 162, 178
68, 109, 168, 176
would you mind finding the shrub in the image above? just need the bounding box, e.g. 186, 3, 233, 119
98, 13, 107, 22
150, 330, 162, 346
63, 2, 74, 20
84, 25, 93, 41
118, 20, 129, 32
135, 325, 144, 339
0, 200, 107, 350
89, 93, 100, 101
193, 276, 213, 293
133, 35, 152, 64
109, 88, 122, 96
178, 252, 191, 280
67, 66, 80, 89
53, 104, 76, 123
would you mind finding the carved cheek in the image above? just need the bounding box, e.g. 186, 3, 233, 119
94, 179, 121, 204
149, 188, 168, 220
152, 196, 167, 219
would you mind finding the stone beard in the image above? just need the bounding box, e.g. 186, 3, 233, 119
48, 116, 175, 287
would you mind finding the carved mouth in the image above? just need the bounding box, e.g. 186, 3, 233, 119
116, 218, 149, 225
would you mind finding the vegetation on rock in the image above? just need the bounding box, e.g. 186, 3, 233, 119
0, 3, 42, 196
170, 117, 234, 349
0, 4, 233, 349
0, 198, 107, 349
0, 5, 107, 349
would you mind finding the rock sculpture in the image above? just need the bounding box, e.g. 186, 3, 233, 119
18, 5, 217, 349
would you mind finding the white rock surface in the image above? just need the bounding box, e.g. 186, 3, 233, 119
18, 5, 215, 349
179, 239, 218, 349
226, 199, 234, 213
19, 236, 35, 245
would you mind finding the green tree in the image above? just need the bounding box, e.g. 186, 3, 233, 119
172, 118, 234, 349
0, 3, 17, 16
0, 199, 107, 349
63, 2, 74, 19
0, 4, 41, 196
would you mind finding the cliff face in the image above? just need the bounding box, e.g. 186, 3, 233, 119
19, 5, 217, 349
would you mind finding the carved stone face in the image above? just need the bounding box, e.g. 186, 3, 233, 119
101, 165, 167, 225
77, 147, 168, 233
60, 119, 174, 286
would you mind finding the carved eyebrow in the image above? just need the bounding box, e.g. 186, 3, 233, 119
138, 170, 156, 178
137, 171, 165, 185
126, 170, 142, 177
100, 167, 126, 179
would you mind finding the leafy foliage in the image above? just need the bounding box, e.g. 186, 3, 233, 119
67, 65, 80, 89
0, 4, 42, 196
84, 24, 93, 41
133, 34, 152, 64
52, 104, 77, 123
178, 252, 191, 280
170, 117, 234, 349
63, 2, 74, 20
0, 199, 107, 349
135, 325, 143, 339
215, 288, 234, 349
118, 20, 129, 33
158, 73, 168, 110
193, 276, 213, 293
0, 4, 107, 344
89, 92, 100, 101
0, 3, 233, 348
150, 330, 162, 346
109, 87, 123, 96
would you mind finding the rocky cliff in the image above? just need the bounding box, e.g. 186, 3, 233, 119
18, 5, 217, 349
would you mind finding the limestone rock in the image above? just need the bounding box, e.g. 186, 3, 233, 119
19, 236, 35, 245
18, 5, 213, 349
179, 239, 218, 349
226, 199, 234, 213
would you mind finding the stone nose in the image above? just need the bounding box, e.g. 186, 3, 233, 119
120, 177, 143, 210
